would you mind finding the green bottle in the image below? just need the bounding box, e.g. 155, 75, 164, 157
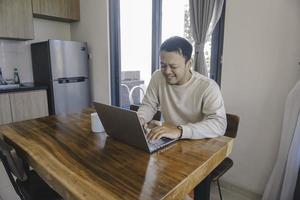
13, 68, 20, 84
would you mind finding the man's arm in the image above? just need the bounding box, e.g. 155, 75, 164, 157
181, 83, 227, 139
137, 72, 160, 125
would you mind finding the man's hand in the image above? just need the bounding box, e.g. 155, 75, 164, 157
139, 117, 146, 127
147, 123, 181, 141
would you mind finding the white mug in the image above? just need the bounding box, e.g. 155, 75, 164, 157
91, 112, 105, 133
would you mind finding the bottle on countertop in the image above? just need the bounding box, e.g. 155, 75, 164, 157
13, 67, 20, 84
0, 67, 6, 85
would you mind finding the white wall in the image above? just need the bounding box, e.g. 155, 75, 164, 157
221, 0, 300, 195
70, 0, 110, 104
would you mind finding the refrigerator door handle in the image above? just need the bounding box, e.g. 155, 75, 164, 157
58, 77, 86, 84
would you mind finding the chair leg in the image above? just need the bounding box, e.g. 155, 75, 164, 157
217, 180, 223, 200
194, 175, 211, 200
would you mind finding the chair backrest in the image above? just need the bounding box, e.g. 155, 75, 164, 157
129, 86, 145, 105
0, 139, 27, 181
225, 114, 240, 138
130, 104, 161, 121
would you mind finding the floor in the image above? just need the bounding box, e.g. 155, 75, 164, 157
0, 161, 260, 200
183, 182, 261, 200
0, 163, 20, 200
209, 183, 260, 200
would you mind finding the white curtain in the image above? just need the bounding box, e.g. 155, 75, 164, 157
262, 79, 300, 200
189, 0, 224, 76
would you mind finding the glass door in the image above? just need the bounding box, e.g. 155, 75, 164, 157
119, 0, 153, 109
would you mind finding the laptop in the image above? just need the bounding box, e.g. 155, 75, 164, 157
93, 102, 177, 153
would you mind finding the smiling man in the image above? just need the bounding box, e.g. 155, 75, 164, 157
137, 36, 227, 141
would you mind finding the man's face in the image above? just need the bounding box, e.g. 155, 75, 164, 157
160, 51, 191, 85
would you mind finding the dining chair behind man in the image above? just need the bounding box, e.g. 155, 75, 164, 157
194, 113, 240, 200
0, 138, 63, 200
210, 113, 239, 200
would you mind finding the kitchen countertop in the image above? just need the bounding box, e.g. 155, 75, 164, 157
0, 83, 48, 94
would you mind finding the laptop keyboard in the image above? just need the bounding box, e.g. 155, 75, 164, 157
149, 138, 173, 149
142, 125, 174, 151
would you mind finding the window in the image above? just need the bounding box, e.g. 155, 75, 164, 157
109, 0, 226, 107
119, 0, 152, 108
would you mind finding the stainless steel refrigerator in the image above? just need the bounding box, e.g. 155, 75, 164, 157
31, 40, 90, 115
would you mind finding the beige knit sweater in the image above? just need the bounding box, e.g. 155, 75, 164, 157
137, 70, 227, 139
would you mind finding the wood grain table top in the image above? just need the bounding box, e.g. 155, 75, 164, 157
0, 109, 233, 200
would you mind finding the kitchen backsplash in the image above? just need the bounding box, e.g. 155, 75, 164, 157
0, 40, 33, 83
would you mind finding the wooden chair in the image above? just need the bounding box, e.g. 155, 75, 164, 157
0, 138, 63, 200
208, 113, 240, 200
129, 104, 161, 121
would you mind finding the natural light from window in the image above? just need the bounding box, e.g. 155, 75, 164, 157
120, 0, 152, 107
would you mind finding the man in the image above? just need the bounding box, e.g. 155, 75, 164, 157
137, 36, 227, 141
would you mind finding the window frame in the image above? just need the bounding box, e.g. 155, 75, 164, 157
109, 0, 121, 106
210, 0, 226, 86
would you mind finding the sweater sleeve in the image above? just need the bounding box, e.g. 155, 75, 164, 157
137, 72, 160, 123
181, 83, 227, 139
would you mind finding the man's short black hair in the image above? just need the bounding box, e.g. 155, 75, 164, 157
160, 36, 193, 62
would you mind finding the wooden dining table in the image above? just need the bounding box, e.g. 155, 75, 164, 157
0, 108, 233, 200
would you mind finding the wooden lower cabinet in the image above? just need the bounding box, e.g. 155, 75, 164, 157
9, 90, 49, 122
0, 94, 13, 125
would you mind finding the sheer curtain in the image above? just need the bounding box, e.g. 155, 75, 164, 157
262, 79, 300, 200
189, 0, 224, 76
